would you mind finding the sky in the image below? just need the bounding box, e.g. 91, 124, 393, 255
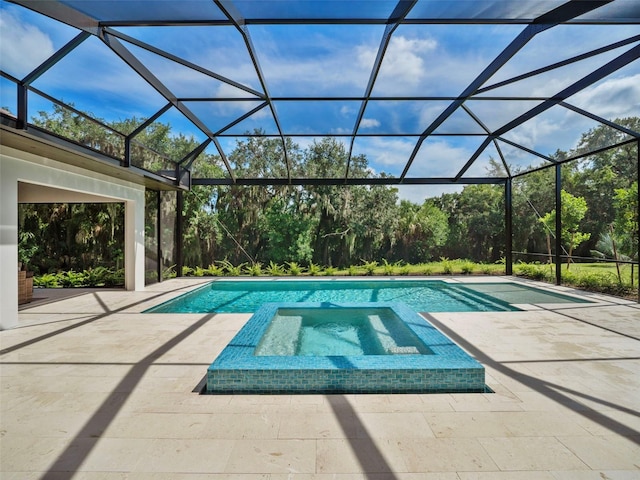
1, 1, 639, 203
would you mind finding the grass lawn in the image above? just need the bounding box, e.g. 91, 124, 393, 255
559, 261, 638, 285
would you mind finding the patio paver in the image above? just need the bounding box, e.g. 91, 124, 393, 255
1, 277, 639, 478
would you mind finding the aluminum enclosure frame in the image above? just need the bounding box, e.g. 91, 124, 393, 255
1, 0, 639, 293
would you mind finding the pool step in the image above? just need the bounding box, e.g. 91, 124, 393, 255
368, 314, 420, 354
255, 315, 302, 355
445, 284, 511, 311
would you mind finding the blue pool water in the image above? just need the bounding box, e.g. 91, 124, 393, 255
147, 279, 518, 313
254, 307, 432, 356
207, 302, 486, 394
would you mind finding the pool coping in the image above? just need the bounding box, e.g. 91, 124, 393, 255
206, 302, 486, 394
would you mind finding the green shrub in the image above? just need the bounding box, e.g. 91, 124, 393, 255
83, 267, 110, 286
460, 260, 475, 275
421, 264, 433, 275
217, 259, 244, 276
515, 262, 550, 281
562, 270, 579, 285
106, 268, 125, 286
399, 264, 411, 276
181, 266, 194, 276
58, 270, 86, 287
307, 262, 322, 276
480, 263, 496, 275
34, 273, 59, 288
193, 266, 210, 277
245, 262, 263, 276
348, 265, 358, 276
286, 261, 304, 276
162, 265, 177, 279
440, 258, 453, 275
382, 259, 395, 276
205, 264, 224, 276
266, 261, 285, 276
575, 272, 604, 290
324, 266, 337, 276
362, 260, 378, 276
34, 267, 124, 288
572, 271, 632, 296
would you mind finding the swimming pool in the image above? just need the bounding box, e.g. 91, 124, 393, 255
190, 279, 592, 394
147, 279, 522, 313
206, 302, 486, 394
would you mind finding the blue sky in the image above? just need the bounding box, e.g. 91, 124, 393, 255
1, 1, 639, 202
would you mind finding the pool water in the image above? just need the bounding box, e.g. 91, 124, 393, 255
207, 302, 486, 394
148, 279, 519, 313
254, 307, 432, 356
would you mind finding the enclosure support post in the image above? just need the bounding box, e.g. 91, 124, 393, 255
16, 84, 27, 130
505, 179, 513, 276
123, 138, 131, 168
156, 190, 162, 283
176, 190, 184, 277
555, 163, 562, 286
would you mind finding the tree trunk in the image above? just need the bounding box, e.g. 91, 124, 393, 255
610, 224, 622, 284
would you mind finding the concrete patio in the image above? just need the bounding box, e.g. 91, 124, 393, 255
1, 276, 639, 479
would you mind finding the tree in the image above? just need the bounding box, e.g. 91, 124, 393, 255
32, 104, 124, 159
18, 202, 124, 274
24, 104, 638, 277
214, 135, 303, 264
260, 197, 314, 264
613, 182, 638, 254
305, 139, 366, 266
574, 117, 639, 181
612, 182, 639, 285
568, 118, 638, 256
395, 200, 448, 263
436, 185, 504, 262
348, 184, 398, 262
512, 167, 558, 258
539, 190, 591, 268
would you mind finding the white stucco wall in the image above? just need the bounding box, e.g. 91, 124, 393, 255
0, 145, 146, 330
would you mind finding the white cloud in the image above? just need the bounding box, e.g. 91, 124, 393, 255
482, 53, 636, 99
503, 117, 562, 151
364, 29, 518, 97
353, 135, 480, 203
211, 82, 269, 119
0, 9, 55, 77
340, 105, 355, 116
488, 25, 640, 88
355, 137, 414, 170
571, 73, 640, 120
417, 102, 450, 130
360, 118, 380, 128
397, 184, 463, 203
354, 136, 477, 179
251, 28, 377, 96
358, 35, 438, 95
410, 140, 475, 177
499, 74, 640, 156
215, 81, 257, 99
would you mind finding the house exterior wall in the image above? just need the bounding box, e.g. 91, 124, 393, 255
0, 145, 145, 330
